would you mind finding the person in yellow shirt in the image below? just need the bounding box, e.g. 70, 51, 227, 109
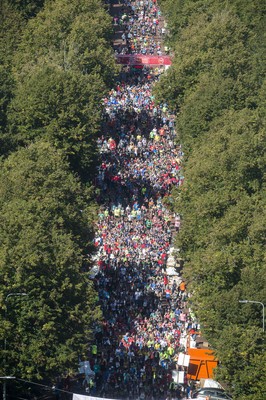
114, 208, 120, 217
167, 346, 174, 356
155, 342, 160, 350
131, 209, 137, 219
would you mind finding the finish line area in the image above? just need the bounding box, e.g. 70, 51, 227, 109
116, 54, 172, 66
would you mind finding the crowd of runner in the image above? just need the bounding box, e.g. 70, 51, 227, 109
82, 66, 200, 400
77, 1, 200, 399
112, 0, 169, 55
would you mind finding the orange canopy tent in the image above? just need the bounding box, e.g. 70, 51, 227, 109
187, 348, 218, 380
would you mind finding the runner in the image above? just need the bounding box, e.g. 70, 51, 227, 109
87, 2, 199, 399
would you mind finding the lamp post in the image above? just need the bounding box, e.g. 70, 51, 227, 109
3, 293, 28, 400
239, 300, 265, 332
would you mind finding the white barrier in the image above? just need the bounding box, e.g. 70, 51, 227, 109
73, 394, 117, 400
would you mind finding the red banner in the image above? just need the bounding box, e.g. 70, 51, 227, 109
116, 54, 172, 66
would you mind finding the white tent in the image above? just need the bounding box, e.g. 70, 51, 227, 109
203, 379, 223, 389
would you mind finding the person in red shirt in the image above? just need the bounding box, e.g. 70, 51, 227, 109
163, 275, 168, 286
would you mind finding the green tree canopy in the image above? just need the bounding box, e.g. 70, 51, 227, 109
0, 2, 25, 154
13, 0, 118, 85
0, 141, 100, 380
8, 0, 45, 18
5, 0, 118, 177
154, 10, 251, 112
8, 65, 105, 177
156, 0, 266, 396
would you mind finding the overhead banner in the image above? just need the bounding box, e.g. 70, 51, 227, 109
73, 394, 116, 400
116, 54, 172, 66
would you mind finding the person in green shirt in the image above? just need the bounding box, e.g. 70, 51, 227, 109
146, 219, 152, 229
98, 211, 104, 220
91, 344, 97, 355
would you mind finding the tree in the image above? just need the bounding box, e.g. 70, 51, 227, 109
156, 0, 266, 396
154, 10, 251, 112
214, 326, 265, 400
0, 1, 25, 156
65, 12, 118, 83
6, 0, 119, 177
13, 0, 118, 85
8, 65, 105, 178
0, 141, 101, 380
8, 0, 45, 18
0, 65, 15, 155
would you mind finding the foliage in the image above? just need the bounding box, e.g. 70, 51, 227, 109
154, 10, 252, 113
4, 0, 118, 176
0, 0, 115, 385
0, 142, 101, 380
8, 65, 105, 177
214, 326, 266, 400
13, 0, 118, 85
156, 0, 266, 397
0, 2, 25, 154
8, 0, 45, 18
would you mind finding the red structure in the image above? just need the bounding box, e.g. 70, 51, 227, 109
116, 54, 172, 66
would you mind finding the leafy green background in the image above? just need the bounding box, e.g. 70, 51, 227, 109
0, 0, 117, 381
155, 0, 266, 398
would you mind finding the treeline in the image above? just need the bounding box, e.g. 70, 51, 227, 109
155, 0, 265, 398
0, 0, 117, 381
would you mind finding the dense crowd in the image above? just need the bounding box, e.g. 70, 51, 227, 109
76, 1, 199, 399
112, 0, 169, 55
81, 66, 200, 400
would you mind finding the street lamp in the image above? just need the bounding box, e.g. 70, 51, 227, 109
3, 293, 28, 400
239, 300, 265, 332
